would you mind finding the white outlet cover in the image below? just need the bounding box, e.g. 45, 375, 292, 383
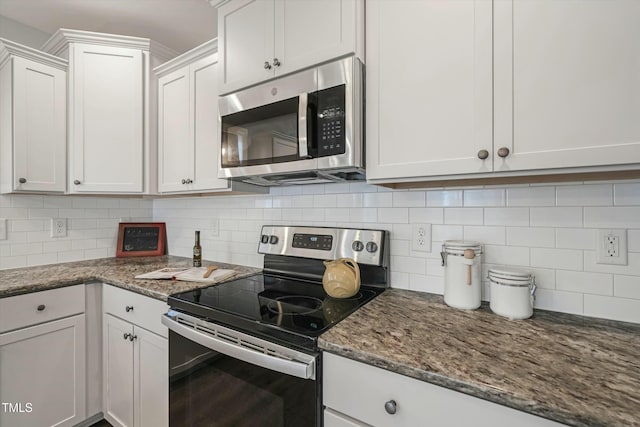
412, 223, 432, 252
596, 229, 627, 265
51, 218, 67, 238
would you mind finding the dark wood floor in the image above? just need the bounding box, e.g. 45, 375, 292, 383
90, 420, 112, 427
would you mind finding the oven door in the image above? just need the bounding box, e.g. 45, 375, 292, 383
162, 311, 320, 427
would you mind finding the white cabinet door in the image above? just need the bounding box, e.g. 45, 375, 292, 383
70, 43, 144, 193
494, 0, 640, 171
158, 67, 192, 193
134, 326, 168, 427
218, 0, 275, 94
275, 0, 358, 77
0, 315, 86, 427
104, 314, 134, 427
191, 55, 230, 192
12, 57, 66, 192
366, 0, 493, 181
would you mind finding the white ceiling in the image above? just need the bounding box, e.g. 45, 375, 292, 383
0, 0, 218, 53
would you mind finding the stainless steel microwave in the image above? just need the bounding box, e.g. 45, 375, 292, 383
218, 56, 364, 186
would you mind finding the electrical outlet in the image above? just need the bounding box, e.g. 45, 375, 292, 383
412, 224, 432, 252
596, 229, 627, 265
0, 218, 7, 240
51, 218, 67, 238
209, 219, 220, 237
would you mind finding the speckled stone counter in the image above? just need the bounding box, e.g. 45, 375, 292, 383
319, 289, 640, 427
0, 256, 260, 301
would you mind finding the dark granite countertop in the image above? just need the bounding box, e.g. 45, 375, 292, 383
319, 289, 640, 427
0, 256, 260, 301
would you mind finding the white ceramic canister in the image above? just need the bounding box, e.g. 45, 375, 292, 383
488, 268, 537, 320
441, 241, 483, 310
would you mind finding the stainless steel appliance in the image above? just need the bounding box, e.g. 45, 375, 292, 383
163, 226, 388, 426
218, 56, 364, 186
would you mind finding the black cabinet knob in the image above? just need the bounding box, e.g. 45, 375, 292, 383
384, 400, 397, 415
19, 177, 27, 184
73, 179, 81, 185
123, 333, 131, 340
36, 304, 46, 312
125, 306, 134, 312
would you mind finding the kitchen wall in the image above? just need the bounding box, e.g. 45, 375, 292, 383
0, 15, 50, 48
0, 194, 152, 268
154, 180, 640, 324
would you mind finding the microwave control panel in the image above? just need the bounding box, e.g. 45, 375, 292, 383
317, 86, 346, 157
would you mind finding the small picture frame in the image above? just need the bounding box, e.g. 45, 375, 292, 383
116, 222, 166, 258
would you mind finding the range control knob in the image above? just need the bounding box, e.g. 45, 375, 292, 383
269, 235, 279, 245
352, 240, 364, 252
366, 241, 378, 253
260, 234, 269, 244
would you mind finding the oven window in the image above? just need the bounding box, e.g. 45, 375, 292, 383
221, 97, 301, 167
169, 330, 318, 427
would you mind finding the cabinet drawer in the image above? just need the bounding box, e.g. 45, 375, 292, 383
103, 285, 168, 337
323, 352, 564, 427
0, 285, 85, 333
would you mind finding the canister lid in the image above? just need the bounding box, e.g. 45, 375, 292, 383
442, 240, 483, 255
488, 267, 533, 286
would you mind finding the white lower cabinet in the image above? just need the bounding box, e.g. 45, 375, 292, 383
103, 285, 168, 427
323, 352, 565, 427
0, 286, 86, 427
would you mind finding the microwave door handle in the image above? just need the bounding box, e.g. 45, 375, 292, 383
298, 93, 309, 158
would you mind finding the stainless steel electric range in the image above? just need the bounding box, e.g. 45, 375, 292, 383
162, 226, 389, 427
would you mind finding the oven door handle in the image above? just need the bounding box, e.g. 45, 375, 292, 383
162, 314, 316, 380
298, 92, 309, 158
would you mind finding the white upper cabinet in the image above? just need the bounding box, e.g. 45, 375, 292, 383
42, 29, 177, 194
0, 39, 67, 194
367, 0, 640, 184
365, 0, 493, 181
216, 0, 363, 95
494, 0, 640, 172
156, 40, 265, 195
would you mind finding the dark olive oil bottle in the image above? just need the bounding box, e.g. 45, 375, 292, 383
193, 231, 202, 267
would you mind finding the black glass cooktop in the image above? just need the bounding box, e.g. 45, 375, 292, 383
168, 273, 383, 350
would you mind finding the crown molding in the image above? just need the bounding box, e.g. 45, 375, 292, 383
41, 28, 178, 61
0, 38, 68, 70
154, 39, 218, 77
209, 0, 232, 8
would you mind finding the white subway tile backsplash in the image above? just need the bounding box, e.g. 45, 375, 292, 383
463, 226, 506, 245
556, 228, 596, 250
534, 289, 583, 315
484, 208, 529, 226
336, 193, 363, 208
363, 192, 393, 207
614, 182, 640, 206
483, 245, 530, 266
531, 248, 583, 270
409, 274, 444, 294
583, 207, 640, 228
556, 184, 612, 206
506, 227, 555, 248
530, 207, 583, 227
556, 270, 613, 295
426, 190, 463, 207
391, 256, 426, 275
463, 189, 505, 207
432, 225, 463, 241
614, 275, 640, 300
444, 208, 483, 225
507, 186, 555, 207
1, 181, 638, 323
378, 208, 408, 224
409, 208, 444, 224
584, 251, 640, 276
584, 295, 640, 323
393, 191, 425, 207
